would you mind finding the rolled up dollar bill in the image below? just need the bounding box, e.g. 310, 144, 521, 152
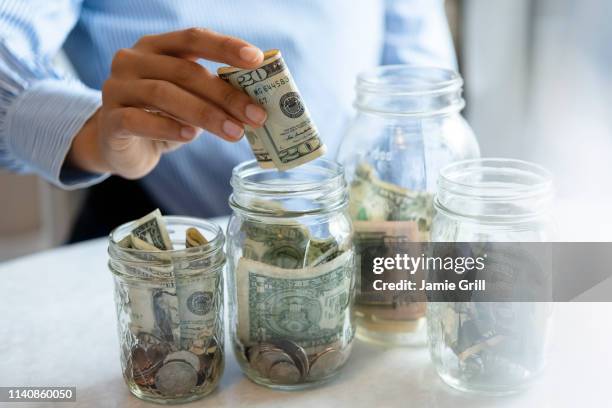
218, 49, 325, 170
186, 227, 208, 248
131, 209, 173, 250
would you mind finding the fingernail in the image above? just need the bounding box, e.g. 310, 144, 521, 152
239, 46, 263, 63
245, 104, 267, 125
222, 120, 244, 139
181, 127, 198, 140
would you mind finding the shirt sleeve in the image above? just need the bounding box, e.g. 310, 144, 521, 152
382, 0, 458, 69
0, 1, 108, 189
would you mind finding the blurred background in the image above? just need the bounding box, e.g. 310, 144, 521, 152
1, 0, 611, 260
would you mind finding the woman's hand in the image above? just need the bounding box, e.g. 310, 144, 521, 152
68, 28, 267, 179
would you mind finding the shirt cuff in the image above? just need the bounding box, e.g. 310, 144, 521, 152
4, 79, 109, 189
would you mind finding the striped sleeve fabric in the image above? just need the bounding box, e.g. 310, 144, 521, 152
0, 1, 107, 189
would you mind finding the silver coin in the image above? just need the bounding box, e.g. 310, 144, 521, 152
271, 339, 309, 377
251, 350, 277, 377
163, 350, 200, 372
268, 361, 301, 384
246, 344, 262, 363
155, 360, 198, 396
308, 348, 344, 379
253, 348, 294, 378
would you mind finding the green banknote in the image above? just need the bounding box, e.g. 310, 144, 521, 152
236, 251, 353, 350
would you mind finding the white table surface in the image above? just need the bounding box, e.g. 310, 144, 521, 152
1, 216, 611, 408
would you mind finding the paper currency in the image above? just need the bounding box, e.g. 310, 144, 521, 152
234, 216, 354, 384
218, 49, 325, 170
131, 209, 173, 250
112, 210, 224, 399
118, 210, 181, 342
186, 227, 208, 248
241, 220, 310, 268
175, 271, 221, 349
238, 251, 353, 384
349, 162, 433, 229
428, 301, 551, 387
303, 237, 340, 267
349, 163, 433, 335
236, 251, 352, 351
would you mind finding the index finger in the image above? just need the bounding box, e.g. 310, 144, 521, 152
134, 28, 264, 69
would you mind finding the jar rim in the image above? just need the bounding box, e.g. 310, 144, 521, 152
435, 158, 554, 223
438, 158, 553, 200
356, 65, 463, 97
108, 215, 225, 258
229, 159, 348, 216
231, 159, 344, 193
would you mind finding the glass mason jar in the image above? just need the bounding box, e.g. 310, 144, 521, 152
337, 66, 480, 346
108, 217, 225, 404
427, 159, 555, 395
226, 159, 355, 390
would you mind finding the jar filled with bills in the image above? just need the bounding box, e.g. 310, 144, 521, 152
428, 159, 555, 395
109, 215, 225, 404
337, 66, 480, 346
227, 159, 355, 390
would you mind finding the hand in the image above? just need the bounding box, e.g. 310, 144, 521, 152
68, 28, 267, 179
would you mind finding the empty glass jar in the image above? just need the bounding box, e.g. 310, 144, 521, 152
337, 66, 480, 346
109, 217, 225, 404
427, 159, 555, 395
226, 159, 355, 390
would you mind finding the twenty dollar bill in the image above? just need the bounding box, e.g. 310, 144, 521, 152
218, 49, 325, 170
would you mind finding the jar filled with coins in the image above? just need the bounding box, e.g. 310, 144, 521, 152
108, 213, 225, 404
428, 159, 555, 395
227, 159, 355, 390
336, 66, 480, 346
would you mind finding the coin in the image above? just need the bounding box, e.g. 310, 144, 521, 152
202, 346, 222, 378
132, 346, 149, 371
246, 344, 273, 367
130, 345, 165, 387
309, 348, 344, 379
163, 350, 200, 372
147, 343, 170, 363
268, 361, 301, 384
210, 346, 223, 377
270, 339, 309, 377
246, 344, 263, 364
155, 360, 198, 396
248, 344, 294, 379
251, 349, 277, 377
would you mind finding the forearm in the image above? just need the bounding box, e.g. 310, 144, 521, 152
0, 73, 108, 188
0, 0, 111, 189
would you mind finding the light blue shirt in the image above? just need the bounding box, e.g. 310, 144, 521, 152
0, 0, 455, 217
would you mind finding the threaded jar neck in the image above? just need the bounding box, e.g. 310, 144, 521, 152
229, 159, 348, 217
435, 158, 553, 223
354, 65, 465, 117
108, 216, 225, 280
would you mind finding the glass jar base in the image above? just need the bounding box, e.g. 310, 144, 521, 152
355, 319, 427, 347
127, 383, 214, 405
436, 371, 534, 397
243, 370, 341, 391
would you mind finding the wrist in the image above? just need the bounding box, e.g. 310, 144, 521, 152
66, 109, 111, 174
